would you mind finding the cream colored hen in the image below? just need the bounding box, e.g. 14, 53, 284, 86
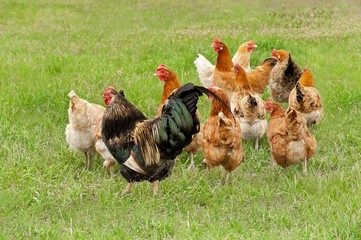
65, 90, 116, 173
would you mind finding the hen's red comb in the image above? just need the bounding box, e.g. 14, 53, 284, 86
156, 64, 166, 71
266, 98, 273, 103
213, 38, 221, 45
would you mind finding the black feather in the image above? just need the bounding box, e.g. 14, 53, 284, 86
285, 54, 296, 77
248, 94, 258, 108
101, 83, 232, 187
191, 84, 234, 117
262, 57, 277, 67
102, 91, 146, 147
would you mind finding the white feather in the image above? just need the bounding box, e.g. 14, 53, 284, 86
123, 153, 146, 174
194, 54, 214, 87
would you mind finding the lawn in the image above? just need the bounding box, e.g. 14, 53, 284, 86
0, 0, 361, 239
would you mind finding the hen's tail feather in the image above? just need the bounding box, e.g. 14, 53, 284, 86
194, 54, 214, 88
248, 94, 258, 108
296, 82, 304, 103
286, 108, 298, 120
262, 57, 278, 67
68, 91, 80, 109
285, 108, 302, 133
68, 90, 77, 98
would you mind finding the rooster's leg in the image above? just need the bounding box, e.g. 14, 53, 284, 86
188, 152, 195, 170
123, 182, 132, 194
152, 180, 160, 195
303, 158, 308, 175
225, 171, 231, 185
255, 137, 259, 150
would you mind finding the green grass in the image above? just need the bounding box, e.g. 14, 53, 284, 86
1, 0, 361, 239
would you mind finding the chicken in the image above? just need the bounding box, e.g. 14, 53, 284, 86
209, 38, 237, 100
230, 63, 254, 100
65, 91, 116, 173
270, 49, 303, 102
288, 67, 323, 127
101, 83, 220, 195
232, 40, 257, 72
95, 125, 117, 175
155, 64, 182, 117
247, 57, 278, 96
194, 39, 257, 90
264, 98, 317, 174
203, 85, 244, 184
154, 64, 204, 169
195, 39, 276, 99
231, 64, 267, 150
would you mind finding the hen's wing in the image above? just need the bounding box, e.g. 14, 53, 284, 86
247, 58, 277, 95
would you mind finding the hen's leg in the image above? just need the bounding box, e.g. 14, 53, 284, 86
225, 171, 231, 185
271, 156, 277, 168
109, 165, 115, 176
202, 158, 208, 168
104, 160, 116, 176
255, 137, 259, 150
85, 152, 92, 170
123, 182, 132, 194
188, 152, 195, 170
153, 180, 160, 195
303, 158, 308, 175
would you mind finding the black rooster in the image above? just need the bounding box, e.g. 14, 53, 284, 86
102, 83, 221, 195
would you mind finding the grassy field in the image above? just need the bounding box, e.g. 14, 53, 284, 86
1, 0, 361, 238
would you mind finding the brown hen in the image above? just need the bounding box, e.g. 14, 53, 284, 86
203, 85, 243, 184
265, 98, 317, 174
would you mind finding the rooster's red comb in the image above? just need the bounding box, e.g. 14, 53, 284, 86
104, 86, 116, 95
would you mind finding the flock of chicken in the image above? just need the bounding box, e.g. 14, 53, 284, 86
65, 38, 323, 195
